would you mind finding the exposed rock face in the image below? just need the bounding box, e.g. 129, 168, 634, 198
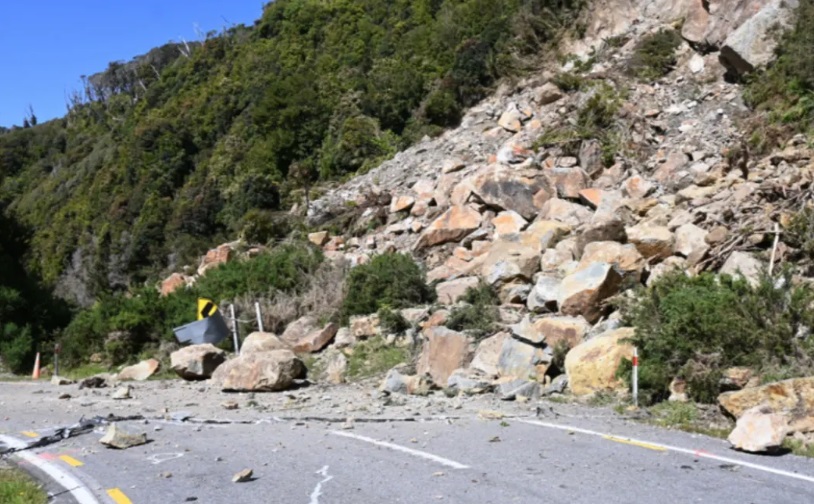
565, 327, 635, 396
558, 262, 623, 323
292, 323, 339, 353
117, 359, 160, 381
281, 316, 319, 346
727, 405, 789, 453
160, 273, 191, 296
720, 0, 798, 76
212, 350, 305, 392
481, 237, 540, 286
308, 231, 330, 246
498, 336, 548, 381
241, 332, 290, 354
415, 205, 482, 249
470, 332, 509, 376
471, 170, 549, 220
417, 327, 473, 386
719, 377, 814, 433
171, 344, 227, 380
198, 243, 234, 276
436, 276, 481, 304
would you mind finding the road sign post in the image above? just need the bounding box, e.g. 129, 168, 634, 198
632, 347, 639, 407
230, 304, 240, 355
255, 302, 264, 333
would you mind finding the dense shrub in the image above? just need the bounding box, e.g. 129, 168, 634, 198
626, 28, 682, 80
745, 0, 814, 143
446, 282, 499, 339
619, 270, 814, 403
340, 253, 435, 324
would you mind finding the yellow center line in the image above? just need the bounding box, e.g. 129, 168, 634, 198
20, 431, 39, 438
107, 488, 133, 504
603, 435, 668, 452
58, 455, 84, 467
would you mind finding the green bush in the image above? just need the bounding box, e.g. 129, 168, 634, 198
446, 282, 499, 339
0, 323, 34, 375
340, 253, 434, 324
627, 28, 682, 80
377, 306, 411, 335
619, 270, 814, 403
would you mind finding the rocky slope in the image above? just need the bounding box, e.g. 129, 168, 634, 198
156, 0, 814, 452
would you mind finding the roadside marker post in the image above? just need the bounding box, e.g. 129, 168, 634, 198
255, 302, 264, 333
31, 352, 41, 380
230, 304, 241, 355
54, 343, 61, 377
632, 347, 639, 407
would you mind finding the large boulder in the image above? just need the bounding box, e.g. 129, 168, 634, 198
719, 377, 814, 433
470, 332, 509, 376
417, 327, 473, 386
626, 224, 675, 262
533, 316, 590, 350
565, 327, 635, 396
212, 350, 305, 392
471, 170, 549, 220
527, 275, 561, 313
578, 241, 646, 282
720, 251, 763, 287
674, 224, 710, 265
171, 344, 227, 380
198, 243, 235, 276
720, 0, 798, 76
547, 167, 590, 199
481, 237, 540, 286
727, 405, 790, 453
292, 323, 339, 353
241, 332, 290, 354
498, 336, 548, 381
381, 367, 431, 395
558, 262, 622, 324
281, 316, 319, 346
415, 205, 483, 249
117, 359, 161, 381
436, 276, 481, 304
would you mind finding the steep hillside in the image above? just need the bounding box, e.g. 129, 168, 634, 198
0, 0, 582, 306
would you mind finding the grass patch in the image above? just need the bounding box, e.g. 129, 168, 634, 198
346, 337, 411, 380
445, 281, 499, 339
0, 466, 47, 504
63, 363, 109, 380
783, 438, 814, 458
627, 28, 682, 80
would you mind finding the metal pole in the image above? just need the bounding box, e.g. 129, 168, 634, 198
230, 304, 240, 355
632, 347, 639, 407
255, 302, 264, 333
768, 223, 780, 276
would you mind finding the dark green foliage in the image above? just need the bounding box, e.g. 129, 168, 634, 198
627, 28, 682, 80
784, 207, 814, 261
340, 253, 435, 324
619, 270, 814, 403
745, 0, 814, 142
446, 282, 499, 339
378, 306, 411, 334
59, 243, 322, 367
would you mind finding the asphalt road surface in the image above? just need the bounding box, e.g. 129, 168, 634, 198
2, 382, 814, 503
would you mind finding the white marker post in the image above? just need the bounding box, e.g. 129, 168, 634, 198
255, 302, 264, 333
230, 304, 240, 355
632, 347, 639, 407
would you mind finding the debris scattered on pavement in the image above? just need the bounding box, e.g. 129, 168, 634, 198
100, 423, 148, 449
112, 386, 132, 400
232, 468, 253, 483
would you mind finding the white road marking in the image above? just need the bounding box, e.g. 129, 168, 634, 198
518, 419, 814, 484
0, 435, 101, 504
331, 431, 469, 469
146, 452, 184, 465
308, 465, 333, 504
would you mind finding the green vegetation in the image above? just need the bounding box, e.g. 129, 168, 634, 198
533, 82, 623, 166
783, 207, 814, 261
0, 467, 47, 504
60, 243, 322, 367
745, 0, 814, 149
446, 281, 499, 338
618, 270, 814, 404
377, 306, 411, 335
339, 253, 434, 324
346, 336, 411, 379
626, 28, 682, 80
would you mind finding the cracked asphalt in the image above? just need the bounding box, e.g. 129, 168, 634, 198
2, 380, 814, 503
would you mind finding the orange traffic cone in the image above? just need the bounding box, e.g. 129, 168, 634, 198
31, 352, 41, 380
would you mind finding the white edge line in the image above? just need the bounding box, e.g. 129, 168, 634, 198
0, 434, 101, 504
517, 419, 814, 484
330, 431, 469, 469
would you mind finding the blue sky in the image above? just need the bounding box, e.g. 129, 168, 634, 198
0, 1, 265, 127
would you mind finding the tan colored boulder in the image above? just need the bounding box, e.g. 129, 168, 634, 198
623, 175, 654, 199
537, 82, 564, 105
481, 237, 540, 286
100, 424, 148, 449
720, 0, 797, 76
470, 170, 549, 220
674, 224, 709, 265
198, 243, 235, 276
718, 377, 814, 428
292, 323, 339, 353
390, 195, 415, 213
417, 327, 473, 386
578, 242, 646, 281
160, 273, 191, 296
578, 188, 604, 209
241, 332, 290, 354
547, 167, 590, 200
498, 104, 525, 132
117, 359, 161, 381
721, 367, 756, 391
470, 332, 509, 376
558, 262, 622, 324
720, 251, 763, 287
626, 224, 675, 262
492, 211, 528, 237
653, 152, 691, 190
497, 336, 548, 381
212, 350, 305, 392
308, 231, 330, 246
436, 276, 480, 305
520, 220, 572, 251
281, 316, 319, 346
728, 406, 790, 453
170, 344, 227, 380
565, 327, 635, 396
539, 198, 593, 227
533, 316, 590, 350
381, 368, 431, 395
415, 205, 482, 249
350, 314, 381, 338
315, 349, 348, 384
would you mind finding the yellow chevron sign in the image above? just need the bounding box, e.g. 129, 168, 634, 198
197, 298, 218, 320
